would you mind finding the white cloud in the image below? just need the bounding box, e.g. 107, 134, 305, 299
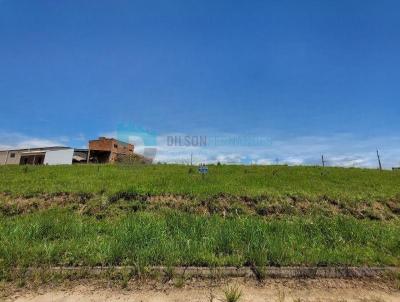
4, 130, 399, 169
0, 132, 66, 150
149, 132, 400, 169
98, 131, 118, 139
254, 158, 273, 165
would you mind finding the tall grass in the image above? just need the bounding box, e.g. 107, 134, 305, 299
1, 165, 399, 270
0, 165, 399, 201
0, 210, 399, 269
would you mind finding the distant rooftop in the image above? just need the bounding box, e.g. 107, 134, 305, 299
89, 137, 132, 146
0, 146, 71, 152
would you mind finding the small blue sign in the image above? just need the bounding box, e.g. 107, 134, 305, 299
198, 165, 209, 174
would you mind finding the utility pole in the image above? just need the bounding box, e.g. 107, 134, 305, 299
190, 152, 193, 166
321, 155, 326, 167
376, 149, 382, 171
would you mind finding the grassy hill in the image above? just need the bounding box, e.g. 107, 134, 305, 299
0, 164, 399, 272
0, 164, 399, 200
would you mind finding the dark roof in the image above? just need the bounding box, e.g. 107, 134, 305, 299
89, 137, 132, 146
0, 146, 71, 152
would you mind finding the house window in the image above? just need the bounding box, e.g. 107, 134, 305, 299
114, 144, 118, 148
10, 153, 15, 158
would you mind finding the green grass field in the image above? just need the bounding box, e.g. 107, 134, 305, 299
0, 164, 400, 200
1, 210, 399, 269
0, 164, 399, 272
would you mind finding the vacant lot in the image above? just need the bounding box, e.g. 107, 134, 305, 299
0, 165, 399, 280
0, 164, 399, 200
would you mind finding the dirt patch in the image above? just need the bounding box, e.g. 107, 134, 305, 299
386, 200, 400, 214
1, 192, 399, 220
4, 278, 400, 302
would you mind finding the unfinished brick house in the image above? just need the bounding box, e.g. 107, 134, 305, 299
88, 137, 134, 163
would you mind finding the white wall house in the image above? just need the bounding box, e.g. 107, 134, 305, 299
44, 149, 74, 165
0, 147, 86, 165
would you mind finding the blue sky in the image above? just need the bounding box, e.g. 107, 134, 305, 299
1, 0, 400, 167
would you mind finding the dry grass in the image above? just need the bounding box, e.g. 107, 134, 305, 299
223, 284, 242, 302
